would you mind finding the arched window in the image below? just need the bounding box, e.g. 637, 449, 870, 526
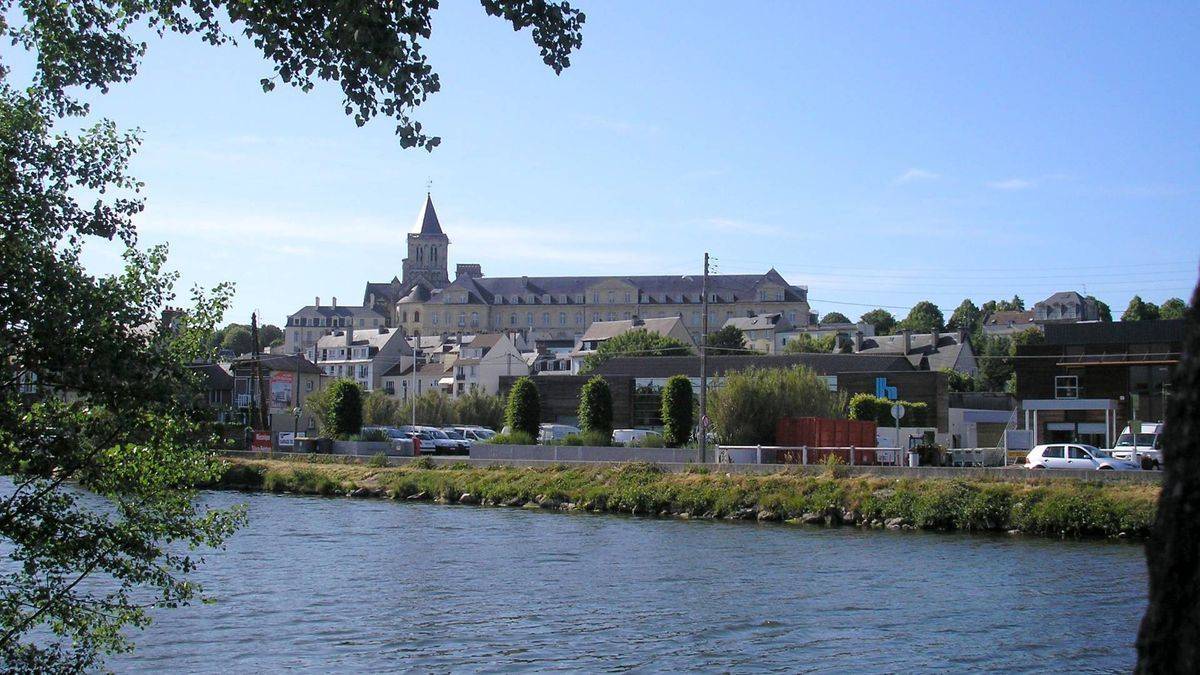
414, 310, 420, 322
401, 311, 408, 323
526, 312, 533, 326
416, 247, 423, 261
432, 247, 438, 262
470, 312, 479, 327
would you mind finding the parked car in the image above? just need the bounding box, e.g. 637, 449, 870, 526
416, 426, 469, 454
453, 426, 496, 442
440, 427, 474, 450
1025, 444, 1139, 471
612, 429, 662, 446
538, 423, 580, 444
1108, 423, 1164, 469
360, 426, 417, 454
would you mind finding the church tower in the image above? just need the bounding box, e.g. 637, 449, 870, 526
401, 193, 450, 287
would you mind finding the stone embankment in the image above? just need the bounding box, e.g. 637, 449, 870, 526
214, 456, 1160, 540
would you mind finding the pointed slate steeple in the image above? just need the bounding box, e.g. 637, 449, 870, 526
413, 193, 444, 235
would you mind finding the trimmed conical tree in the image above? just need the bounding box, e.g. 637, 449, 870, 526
325, 379, 363, 438
504, 377, 541, 438
660, 374, 694, 447
578, 376, 613, 435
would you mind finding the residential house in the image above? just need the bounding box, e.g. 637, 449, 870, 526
229, 353, 328, 436
379, 361, 452, 402
569, 316, 695, 374
852, 329, 978, 376
308, 326, 413, 392
193, 362, 235, 421
981, 310, 1038, 337
1033, 291, 1101, 323
776, 321, 875, 353
1014, 319, 1183, 447
448, 333, 530, 396
722, 312, 793, 354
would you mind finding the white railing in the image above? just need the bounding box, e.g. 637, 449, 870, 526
716, 445, 907, 466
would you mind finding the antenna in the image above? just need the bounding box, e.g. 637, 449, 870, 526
425, 177, 433, 194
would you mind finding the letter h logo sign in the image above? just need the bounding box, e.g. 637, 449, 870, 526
875, 377, 898, 400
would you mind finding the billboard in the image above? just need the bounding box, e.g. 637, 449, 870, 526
270, 371, 294, 410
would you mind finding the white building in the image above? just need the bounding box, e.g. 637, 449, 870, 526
283, 296, 388, 355
307, 326, 412, 392
449, 333, 530, 397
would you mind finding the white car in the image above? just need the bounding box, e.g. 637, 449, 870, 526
1109, 423, 1164, 469
612, 429, 662, 446
1025, 444, 1139, 471
453, 426, 496, 442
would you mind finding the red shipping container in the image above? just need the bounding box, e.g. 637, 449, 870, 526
774, 417, 877, 449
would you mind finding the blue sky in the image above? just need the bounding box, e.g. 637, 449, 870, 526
55, 1, 1199, 325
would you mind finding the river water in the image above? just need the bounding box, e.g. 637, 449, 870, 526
109, 491, 1147, 672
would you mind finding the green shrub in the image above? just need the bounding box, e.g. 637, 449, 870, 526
401, 389, 455, 427
577, 376, 613, 435
557, 430, 611, 446
362, 389, 403, 426
505, 377, 540, 437
848, 393, 929, 427
409, 456, 435, 470
486, 430, 537, 445
367, 452, 388, 468
454, 389, 505, 429
325, 379, 364, 438
707, 365, 846, 445
660, 374, 694, 447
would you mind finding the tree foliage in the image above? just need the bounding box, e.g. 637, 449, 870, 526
706, 366, 846, 445
705, 325, 750, 355
976, 327, 1043, 392
577, 376, 613, 435
324, 380, 364, 437
504, 377, 540, 437
660, 375, 694, 448
581, 329, 693, 373
1160, 297, 1187, 320
782, 333, 837, 354
859, 308, 896, 336
401, 389, 456, 427
1087, 295, 1113, 322
819, 311, 851, 325
220, 325, 254, 356
1, 0, 585, 667
452, 389, 505, 430
1122, 295, 1161, 321
899, 301, 945, 333
947, 299, 981, 335
362, 389, 403, 426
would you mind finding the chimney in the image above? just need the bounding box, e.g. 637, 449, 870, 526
332, 297, 337, 309
901, 329, 912, 355
344, 327, 353, 346
930, 327, 940, 350
315, 296, 320, 308
854, 330, 864, 352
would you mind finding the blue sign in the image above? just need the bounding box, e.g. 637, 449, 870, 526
875, 377, 898, 400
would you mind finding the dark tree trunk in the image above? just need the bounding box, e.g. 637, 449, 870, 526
1136, 275, 1200, 673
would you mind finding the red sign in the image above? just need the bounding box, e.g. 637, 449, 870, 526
252, 431, 272, 451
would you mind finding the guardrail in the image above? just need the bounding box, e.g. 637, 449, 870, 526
717, 446, 906, 466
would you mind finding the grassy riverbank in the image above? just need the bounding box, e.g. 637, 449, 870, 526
215, 458, 1159, 539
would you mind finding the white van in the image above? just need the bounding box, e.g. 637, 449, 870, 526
538, 423, 580, 444
612, 429, 662, 446
1109, 423, 1164, 468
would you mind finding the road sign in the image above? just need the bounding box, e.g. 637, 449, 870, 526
890, 404, 906, 420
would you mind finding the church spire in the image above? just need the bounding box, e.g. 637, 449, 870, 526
413, 193, 443, 235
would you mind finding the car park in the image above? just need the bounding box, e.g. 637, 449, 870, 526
1024, 444, 1139, 471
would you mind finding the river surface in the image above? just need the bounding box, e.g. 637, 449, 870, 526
108, 491, 1147, 673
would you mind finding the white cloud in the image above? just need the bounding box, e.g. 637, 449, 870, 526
986, 178, 1035, 191
894, 168, 940, 185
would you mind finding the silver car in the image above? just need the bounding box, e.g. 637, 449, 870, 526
1025, 444, 1139, 471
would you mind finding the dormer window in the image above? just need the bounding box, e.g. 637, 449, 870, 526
542, 294, 551, 303
526, 294, 535, 304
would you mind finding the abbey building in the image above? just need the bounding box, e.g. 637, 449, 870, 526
285, 195, 813, 352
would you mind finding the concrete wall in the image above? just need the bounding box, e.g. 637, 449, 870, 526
471, 444, 695, 463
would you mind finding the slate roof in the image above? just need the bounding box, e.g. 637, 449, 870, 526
315, 327, 409, 352
579, 317, 690, 343
192, 362, 233, 389
466, 333, 503, 350
290, 305, 386, 319
230, 353, 323, 375
1043, 319, 1185, 346
855, 333, 969, 372
1037, 291, 1087, 306
984, 310, 1036, 326
413, 194, 444, 235
724, 312, 791, 332
591, 353, 916, 378
382, 361, 451, 378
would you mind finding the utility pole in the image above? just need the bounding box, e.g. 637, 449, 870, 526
250, 313, 269, 431
699, 252, 709, 464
